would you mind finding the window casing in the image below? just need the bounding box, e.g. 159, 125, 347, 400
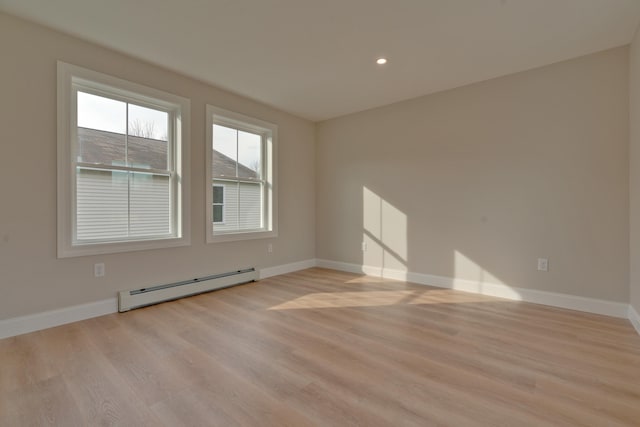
206, 105, 277, 242
57, 62, 190, 257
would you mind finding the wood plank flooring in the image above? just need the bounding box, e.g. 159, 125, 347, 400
1, 267, 640, 426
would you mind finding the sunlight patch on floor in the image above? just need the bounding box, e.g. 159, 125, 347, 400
268, 289, 493, 310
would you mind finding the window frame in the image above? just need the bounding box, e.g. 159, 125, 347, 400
205, 105, 277, 243
57, 61, 191, 258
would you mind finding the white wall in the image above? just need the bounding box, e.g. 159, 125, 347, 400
317, 47, 630, 303
0, 13, 316, 320
0, 10, 635, 324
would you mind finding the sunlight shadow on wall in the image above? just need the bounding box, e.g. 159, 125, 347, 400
363, 187, 407, 271
453, 250, 522, 299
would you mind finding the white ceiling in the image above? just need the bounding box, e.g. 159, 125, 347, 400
2, 0, 640, 121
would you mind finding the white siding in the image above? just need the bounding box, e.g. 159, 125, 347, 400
76, 169, 128, 240
213, 180, 262, 233
76, 169, 171, 241
219, 182, 238, 231
239, 182, 262, 229
129, 172, 171, 237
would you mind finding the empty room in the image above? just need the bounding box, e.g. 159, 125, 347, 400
2, 0, 640, 425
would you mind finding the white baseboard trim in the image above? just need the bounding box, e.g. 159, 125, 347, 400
316, 259, 366, 275
4, 260, 634, 340
0, 259, 318, 340
259, 258, 317, 279
629, 305, 640, 336
316, 259, 629, 319
0, 298, 118, 340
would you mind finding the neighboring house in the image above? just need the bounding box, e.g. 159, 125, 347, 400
210, 145, 262, 233
77, 127, 261, 240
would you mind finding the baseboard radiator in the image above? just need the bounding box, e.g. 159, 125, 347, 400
118, 268, 257, 312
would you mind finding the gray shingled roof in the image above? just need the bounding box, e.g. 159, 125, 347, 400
77, 127, 258, 179
212, 145, 259, 179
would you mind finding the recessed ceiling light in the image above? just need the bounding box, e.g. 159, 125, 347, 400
376, 58, 388, 65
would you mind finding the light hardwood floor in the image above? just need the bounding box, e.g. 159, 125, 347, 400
1, 267, 640, 426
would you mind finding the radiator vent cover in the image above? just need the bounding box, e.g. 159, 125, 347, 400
118, 268, 257, 312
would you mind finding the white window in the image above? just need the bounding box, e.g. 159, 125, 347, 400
206, 105, 277, 242
57, 62, 190, 257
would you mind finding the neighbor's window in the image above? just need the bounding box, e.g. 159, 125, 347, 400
213, 185, 224, 223
57, 62, 190, 257
206, 105, 277, 242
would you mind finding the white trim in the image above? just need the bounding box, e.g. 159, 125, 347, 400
211, 229, 278, 243
0, 298, 118, 340
0, 259, 315, 339
629, 305, 640, 336
316, 259, 629, 319
57, 61, 191, 258
259, 259, 317, 279
4, 260, 634, 340
205, 104, 278, 244
316, 259, 368, 275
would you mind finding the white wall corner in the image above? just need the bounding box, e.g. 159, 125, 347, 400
316, 259, 366, 274
258, 259, 317, 279
629, 305, 640, 336
0, 298, 118, 340
317, 259, 630, 319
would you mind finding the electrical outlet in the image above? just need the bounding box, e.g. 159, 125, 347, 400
362, 241, 367, 252
537, 258, 548, 272
94, 263, 105, 277
268, 243, 273, 253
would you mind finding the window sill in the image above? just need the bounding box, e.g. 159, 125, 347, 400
58, 235, 190, 258
207, 229, 277, 244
